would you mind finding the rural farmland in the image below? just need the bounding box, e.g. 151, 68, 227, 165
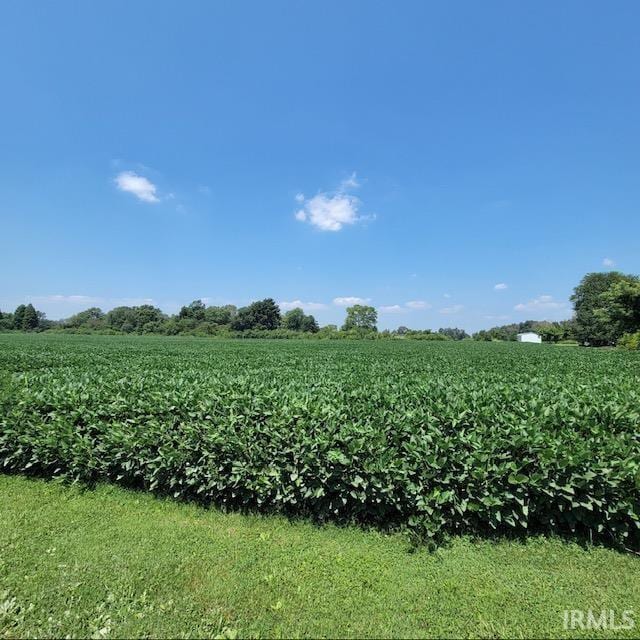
2, 333, 639, 545
1, 334, 639, 637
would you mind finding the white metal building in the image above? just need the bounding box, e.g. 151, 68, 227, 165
517, 331, 542, 344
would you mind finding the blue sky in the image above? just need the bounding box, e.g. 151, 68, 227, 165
1, 1, 638, 331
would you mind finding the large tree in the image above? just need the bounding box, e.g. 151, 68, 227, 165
21, 304, 39, 330
342, 305, 377, 332
204, 305, 237, 325
13, 304, 26, 330
178, 300, 206, 322
571, 271, 638, 345
65, 307, 105, 328
231, 298, 281, 331
598, 278, 640, 339
283, 308, 319, 332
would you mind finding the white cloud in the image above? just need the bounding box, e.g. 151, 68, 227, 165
278, 300, 327, 311
379, 305, 406, 314
514, 295, 566, 312
439, 304, 464, 314
443, 293, 451, 299
333, 296, 370, 307
115, 171, 159, 203
339, 172, 360, 190
405, 300, 431, 310
603, 257, 615, 267
294, 174, 368, 231
494, 283, 508, 290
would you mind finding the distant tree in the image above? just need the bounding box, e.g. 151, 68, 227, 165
134, 305, 164, 327
282, 308, 318, 332
65, 307, 105, 328
396, 326, 410, 335
317, 324, 338, 337
13, 305, 26, 330
106, 306, 138, 332
283, 308, 306, 331
21, 304, 39, 330
178, 300, 207, 322
204, 305, 237, 325
342, 305, 377, 332
301, 314, 319, 333
571, 272, 638, 345
231, 298, 281, 331
438, 327, 469, 340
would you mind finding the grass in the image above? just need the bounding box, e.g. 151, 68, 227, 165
1, 475, 638, 638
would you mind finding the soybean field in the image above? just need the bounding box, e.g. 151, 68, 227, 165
1, 333, 638, 548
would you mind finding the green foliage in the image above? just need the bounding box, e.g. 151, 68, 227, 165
342, 305, 377, 332
105, 305, 165, 333
618, 331, 640, 350
231, 299, 281, 331
64, 307, 105, 329
437, 327, 469, 340
1, 335, 638, 550
178, 299, 207, 322
204, 304, 237, 325
599, 279, 640, 339
282, 308, 319, 333
21, 304, 39, 331
571, 271, 639, 346
473, 320, 575, 343
13, 305, 26, 330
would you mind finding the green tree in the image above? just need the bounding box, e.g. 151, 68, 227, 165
65, 307, 105, 328
204, 305, 237, 325
178, 300, 206, 322
598, 278, 640, 339
571, 271, 638, 345
283, 308, 305, 331
231, 299, 281, 331
438, 327, 469, 340
13, 305, 26, 330
106, 306, 138, 332
342, 305, 377, 332
21, 304, 39, 330
301, 314, 319, 333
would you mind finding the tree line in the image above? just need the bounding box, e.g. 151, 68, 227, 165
0, 299, 469, 341
2, 271, 638, 347
473, 271, 640, 348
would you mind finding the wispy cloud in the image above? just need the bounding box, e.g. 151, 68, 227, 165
278, 300, 327, 312
603, 257, 615, 267
294, 173, 371, 231
333, 296, 370, 306
405, 300, 431, 310
484, 314, 511, 321
114, 171, 159, 203
494, 283, 508, 291
514, 295, 566, 312
439, 304, 464, 314
378, 304, 406, 314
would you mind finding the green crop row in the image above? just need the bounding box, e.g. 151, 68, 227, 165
1, 334, 639, 548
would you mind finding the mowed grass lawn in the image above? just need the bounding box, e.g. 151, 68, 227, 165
1, 475, 638, 639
